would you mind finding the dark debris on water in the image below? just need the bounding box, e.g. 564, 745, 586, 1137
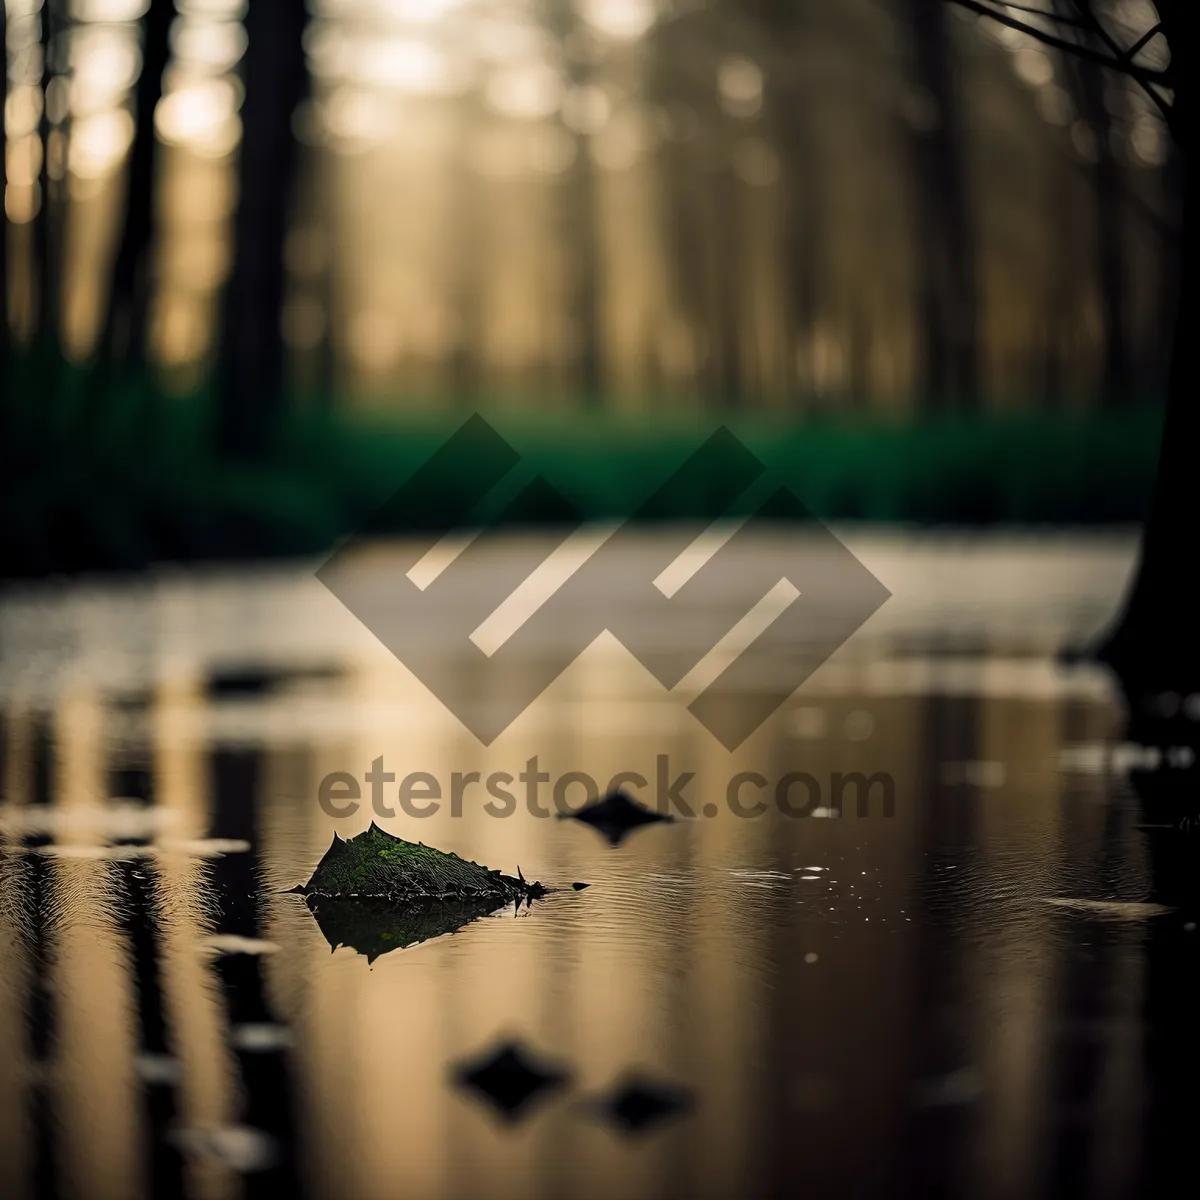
585, 1073, 695, 1134
451, 1039, 571, 1122
559, 790, 674, 847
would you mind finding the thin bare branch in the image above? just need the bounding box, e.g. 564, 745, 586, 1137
946, 0, 1177, 137
945, 0, 1170, 84
989, 2, 1093, 32
1065, 0, 1128, 59
1122, 22, 1162, 64
1063, 1, 1176, 128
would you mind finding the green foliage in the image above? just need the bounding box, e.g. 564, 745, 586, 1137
293, 823, 549, 961
300, 823, 537, 902
297, 823, 543, 961
0, 350, 1162, 580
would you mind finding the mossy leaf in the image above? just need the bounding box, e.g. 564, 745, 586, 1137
298, 823, 545, 905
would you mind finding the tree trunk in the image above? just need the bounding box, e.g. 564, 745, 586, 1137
95, 0, 173, 370
1073, 49, 1131, 406
905, 0, 978, 409
778, 94, 819, 407
564, 117, 602, 407
215, 0, 308, 459
1149, 146, 1183, 396
33, 0, 59, 349
646, 23, 708, 405
448, 93, 482, 410
1096, 9, 1194, 697
714, 161, 743, 408
548, 0, 602, 408
2, 0, 9, 371
747, 0, 820, 407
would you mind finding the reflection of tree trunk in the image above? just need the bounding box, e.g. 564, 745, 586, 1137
905, 0, 977, 409
12, 713, 60, 1195
901, 694, 983, 1195
24, 854, 59, 1198
208, 746, 303, 1196
216, 0, 308, 459
118, 863, 186, 1195
1074, 54, 1130, 406
1097, 8, 1193, 693
1140, 873, 1200, 1197
1122, 711, 1200, 1198
95, 0, 173, 371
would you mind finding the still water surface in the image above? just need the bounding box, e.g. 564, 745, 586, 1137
1, 530, 1189, 1200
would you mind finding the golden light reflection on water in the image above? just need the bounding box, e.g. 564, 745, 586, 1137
0, 532, 1169, 1199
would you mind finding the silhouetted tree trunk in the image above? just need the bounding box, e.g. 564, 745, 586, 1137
936, 2, 1191, 690
545, 0, 602, 407
713, 162, 743, 407
564, 112, 602, 407
656, 130, 708, 401
33, 0, 59, 349
1150, 147, 1182, 396
448, 94, 483, 410
750, 1, 820, 405
905, 0, 978, 408
1040, 140, 1081, 405
216, 0, 308, 459
95, 0, 173, 371
1099, 3, 1194, 695
1070, 47, 1131, 406
646, 23, 708, 404
306, 143, 337, 408
779, 107, 820, 405
2, 0, 9, 371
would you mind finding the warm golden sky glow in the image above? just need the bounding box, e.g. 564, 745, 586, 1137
1, 0, 1177, 405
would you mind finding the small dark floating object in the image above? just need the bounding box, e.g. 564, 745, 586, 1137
572, 882, 591, 890
559, 789, 674, 847
452, 1039, 570, 1122
294, 824, 556, 960
587, 1073, 694, 1134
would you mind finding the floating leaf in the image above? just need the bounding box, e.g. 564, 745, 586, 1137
297, 822, 546, 904
294, 824, 560, 961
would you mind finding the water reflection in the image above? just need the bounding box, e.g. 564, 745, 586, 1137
1, 531, 1197, 1199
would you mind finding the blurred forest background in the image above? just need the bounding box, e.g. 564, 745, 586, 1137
0, 0, 1180, 573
